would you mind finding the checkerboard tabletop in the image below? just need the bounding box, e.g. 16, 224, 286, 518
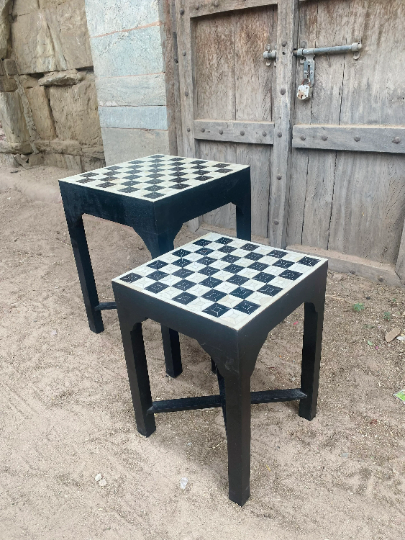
60, 154, 247, 201
114, 232, 327, 330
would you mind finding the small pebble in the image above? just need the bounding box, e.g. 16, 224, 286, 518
99, 478, 107, 487
341, 452, 349, 458
180, 477, 188, 490
95, 473, 102, 482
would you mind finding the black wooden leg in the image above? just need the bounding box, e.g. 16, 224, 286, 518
66, 215, 104, 334
235, 182, 251, 241
299, 296, 326, 421
138, 229, 183, 378
223, 372, 251, 506
120, 322, 156, 437
211, 358, 217, 373
216, 366, 227, 428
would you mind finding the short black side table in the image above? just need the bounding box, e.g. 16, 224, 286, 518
112, 232, 328, 506
59, 155, 251, 378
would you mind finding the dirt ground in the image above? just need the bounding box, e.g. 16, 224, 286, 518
0, 165, 404, 540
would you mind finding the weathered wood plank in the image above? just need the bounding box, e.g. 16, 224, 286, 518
293, 125, 405, 154
190, 0, 277, 19
288, 245, 403, 289
194, 120, 274, 145
328, 0, 405, 265
268, 0, 298, 247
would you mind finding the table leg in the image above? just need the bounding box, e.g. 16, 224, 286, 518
235, 179, 251, 242
223, 370, 251, 506
66, 215, 104, 334
299, 277, 327, 421
138, 230, 183, 379
119, 321, 156, 437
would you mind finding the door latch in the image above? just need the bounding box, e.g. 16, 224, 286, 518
294, 42, 362, 101
263, 45, 277, 66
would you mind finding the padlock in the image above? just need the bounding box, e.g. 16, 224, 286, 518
297, 79, 312, 101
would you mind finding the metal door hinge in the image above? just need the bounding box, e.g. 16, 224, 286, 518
294, 41, 362, 100
263, 45, 277, 66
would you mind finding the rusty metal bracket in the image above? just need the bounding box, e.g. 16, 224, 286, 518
263, 44, 277, 66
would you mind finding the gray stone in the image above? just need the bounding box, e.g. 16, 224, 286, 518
85, 0, 160, 37
96, 73, 166, 107
0, 0, 12, 58
90, 26, 164, 78
12, 11, 57, 74
0, 140, 32, 154
49, 80, 103, 146
25, 86, 56, 140
45, 0, 93, 70
20, 75, 39, 89
99, 106, 168, 130
43, 152, 82, 171
12, 0, 39, 16
38, 70, 86, 87
101, 127, 169, 165
0, 75, 17, 92
0, 91, 30, 143
3, 59, 18, 76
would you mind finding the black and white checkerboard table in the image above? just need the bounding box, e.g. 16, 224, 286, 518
59, 154, 251, 378
114, 232, 326, 330
112, 233, 328, 506
62, 154, 247, 201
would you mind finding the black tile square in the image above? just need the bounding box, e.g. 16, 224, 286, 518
259, 284, 282, 296
119, 187, 137, 193
253, 272, 275, 283
203, 303, 230, 318
145, 179, 164, 185
144, 192, 163, 199
146, 282, 168, 294
196, 176, 213, 181
172, 258, 192, 268
191, 160, 206, 165
249, 262, 268, 272
202, 289, 226, 302
173, 292, 197, 305
269, 250, 288, 259
218, 245, 236, 254
174, 279, 195, 291
197, 256, 216, 266
240, 243, 258, 252
121, 180, 140, 186
81, 172, 98, 177
173, 249, 191, 258
196, 248, 214, 256
234, 300, 260, 315
120, 272, 141, 283
106, 166, 121, 171
77, 178, 93, 184
145, 185, 162, 192
231, 287, 253, 300
224, 264, 243, 274
299, 256, 320, 267
129, 160, 143, 165
198, 266, 219, 277
171, 183, 190, 190
193, 239, 211, 247
273, 259, 294, 269
148, 270, 168, 281
280, 270, 302, 281
173, 268, 193, 279
97, 182, 115, 188
222, 254, 240, 264
147, 260, 168, 270
227, 275, 249, 286
214, 163, 229, 168
216, 168, 232, 174
215, 237, 233, 245
147, 174, 164, 180
200, 277, 222, 288
245, 252, 263, 261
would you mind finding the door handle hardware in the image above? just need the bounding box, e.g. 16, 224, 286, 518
294, 42, 362, 100
263, 45, 277, 66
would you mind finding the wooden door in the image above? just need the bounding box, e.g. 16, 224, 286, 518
174, 0, 405, 282
175, 0, 297, 240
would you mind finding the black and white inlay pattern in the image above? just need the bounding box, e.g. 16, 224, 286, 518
114, 233, 326, 329
61, 154, 247, 201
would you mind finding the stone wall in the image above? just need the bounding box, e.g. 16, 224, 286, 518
85, 0, 173, 165
0, 0, 105, 171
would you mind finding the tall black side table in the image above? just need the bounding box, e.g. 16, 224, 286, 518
59, 155, 251, 378
112, 232, 328, 506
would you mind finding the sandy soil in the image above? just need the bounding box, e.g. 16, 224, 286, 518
0, 165, 404, 540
